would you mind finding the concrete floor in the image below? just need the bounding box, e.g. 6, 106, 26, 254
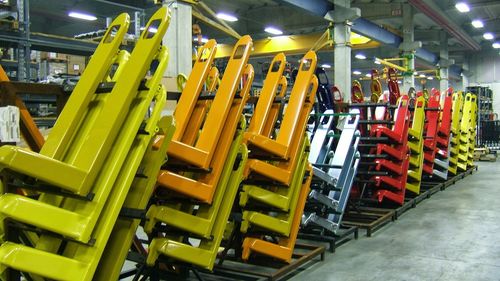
291, 162, 500, 281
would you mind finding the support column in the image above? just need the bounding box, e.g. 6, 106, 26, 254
439, 31, 449, 92
163, 1, 192, 77
462, 58, 470, 90
401, 4, 415, 94
328, 0, 359, 102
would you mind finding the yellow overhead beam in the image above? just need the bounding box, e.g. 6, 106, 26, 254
374, 57, 408, 72
215, 32, 379, 58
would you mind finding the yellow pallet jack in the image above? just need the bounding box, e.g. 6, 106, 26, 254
0, 8, 172, 280
448, 91, 464, 175
406, 96, 425, 194
457, 93, 475, 171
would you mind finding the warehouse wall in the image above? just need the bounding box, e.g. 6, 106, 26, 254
468, 50, 500, 114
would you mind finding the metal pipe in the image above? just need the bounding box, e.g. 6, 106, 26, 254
408, 0, 480, 51
94, 0, 145, 11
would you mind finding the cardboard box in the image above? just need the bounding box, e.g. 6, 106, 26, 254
67, 55, 86, 75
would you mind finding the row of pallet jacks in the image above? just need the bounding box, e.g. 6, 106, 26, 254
349, 68, 477, 207
0, 7, 338, 280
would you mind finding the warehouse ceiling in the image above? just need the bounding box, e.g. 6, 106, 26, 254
24, 0, 500, 75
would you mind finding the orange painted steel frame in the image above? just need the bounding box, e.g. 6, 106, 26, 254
245, 53, 286, 139
242, 164, 313, 263
157, 36, 253, 203
244, 51, 317, 186
148, 63, 254, 236
245, 51, 317, 162
167, 37, 252, 170
0, 66, 45, 152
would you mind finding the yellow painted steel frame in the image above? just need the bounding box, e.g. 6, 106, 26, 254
245, 51, 317, 161
467, 95, 477, 167
167, 36, 253, 170
242, 163, 313, 263
0, 14, 131, 196
457, 93, 474, 171
146, 121, 249, 270
146, 65, 253, 238
0, 8, 171, 244
0, 74, 169, 281
406, 96, 425, 194
240, 136, 309, 236
0, 9, 171, 280
448, 92, 463, 175
94, 116, 175, 281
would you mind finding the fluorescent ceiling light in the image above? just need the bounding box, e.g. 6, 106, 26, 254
374, 59, 381, 65
216, 12, 238, 22
365, 73, 371, 78
483, 32, 494, 40
355, 53, 367, 60
353, 70, 362, 75
68, 11, 97, 21
419, 74, 426, 78
413, 72, 418, 75
264, 26, 283, 35
321, 64, 331, 69
471, 19, 484, 28
455, 2, 470, 13
427, 76, 434, 80
493, 42, 500, 49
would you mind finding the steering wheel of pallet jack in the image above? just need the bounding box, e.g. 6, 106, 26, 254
176, 73, 188, 91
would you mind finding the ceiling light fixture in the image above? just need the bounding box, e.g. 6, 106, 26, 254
455, 2, 470, 13
483, 32, 494, 40
264, 26, 283, 35
353, 70, 362, 75
355, 53, 367, 60
493, 42, 500, 49
68, 11, 97, 21
374, 59, 381, 65
471, 19, 484, 28
427, 76, 434, 80
216, 12, 238, 22
365, 73, 371, 78
321, 64, 331, 69
419, 74, 426, 78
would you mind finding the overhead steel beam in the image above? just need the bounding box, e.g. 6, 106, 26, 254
214, 32, 380, 58
276, 0, 334, 17
275, 0, 442, 65
0, 30, 98, 56
408, 0, 480, 51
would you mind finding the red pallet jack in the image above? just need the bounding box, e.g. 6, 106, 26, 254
422, 89, 441, 175
371, 95, 411, 205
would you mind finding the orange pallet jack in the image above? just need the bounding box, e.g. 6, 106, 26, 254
144, 36, 254, 270
239, 52, 318, 263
